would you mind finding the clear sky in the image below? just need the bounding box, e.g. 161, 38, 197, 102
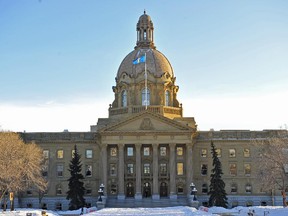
0, 0, 287, 132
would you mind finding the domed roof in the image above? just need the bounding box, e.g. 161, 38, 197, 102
117, 48, 174, 80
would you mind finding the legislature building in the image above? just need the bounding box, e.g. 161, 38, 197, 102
16, 12, 284, 210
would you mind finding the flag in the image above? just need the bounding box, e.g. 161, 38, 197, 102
133, 55, 146, 64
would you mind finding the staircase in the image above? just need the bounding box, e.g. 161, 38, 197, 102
105, 196, 188, 208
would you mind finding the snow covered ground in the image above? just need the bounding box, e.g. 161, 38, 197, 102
0, 206, 287, 216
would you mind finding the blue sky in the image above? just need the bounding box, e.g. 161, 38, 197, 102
0, 0, 287, 132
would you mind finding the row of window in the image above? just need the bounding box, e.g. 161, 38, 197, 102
111, 146, 184, 157
200, 183, 253, 194
200, 163, 251, 176
201, 148, 250, 158
45, 146, 184, 160
120, 89, 171, 107
53, 162, 184, 178
43, 149, 93, 160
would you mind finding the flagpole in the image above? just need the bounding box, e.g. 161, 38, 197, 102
145, 52, 147, 110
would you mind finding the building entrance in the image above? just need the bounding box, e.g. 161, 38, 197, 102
160, 182, 168, 197
143, 182, 151, 198
126, 182, 134, 197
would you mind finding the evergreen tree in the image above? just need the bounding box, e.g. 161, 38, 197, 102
208, 141, 228, 208
66, 145, 86, 210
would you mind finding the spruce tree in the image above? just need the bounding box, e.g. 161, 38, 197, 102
66, 145, 86, 210
208, 141, 228, 208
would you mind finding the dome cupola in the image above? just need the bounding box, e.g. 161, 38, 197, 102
109, 12, 182, 120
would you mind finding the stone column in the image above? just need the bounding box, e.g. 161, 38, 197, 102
169, 143, 177, 199
152, 143, 159, 199
117, 144, 125, 200
186, 143, 193, 197
135, 144, 142, 199
100, 144, 108, 196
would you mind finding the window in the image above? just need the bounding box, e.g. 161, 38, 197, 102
26, 190, 33, 196
110, 184, 117, 195
27, 203, 33, 208
229, 163, 237, 176
110, 147, 117, 157
55, 203, 62, 210
177, 184, 184, 194
42, 164, 48, 177
202, 183, 208, 194
231, 183, 237, 193
165, 90, 170, 106
110, 163, 117, 176
216, 148, 221, 157
86, 150, 93, 159
56, 185, 62, 195
143, 147, 150, 156
177, 163, 184, 175
86, 165, 92, 177
86, 188, 92, 196
144, 163, 150, 174
229, 149, 236, 157
142, 88, 150, 106
245, 184, 252, 193
127, 147, 133, 156
244, 163, 251, 176
71, 149, 75, 158
160, 147, 166, 156
244, 148, 250, 157
201, 149, 207, 157
43, 150, 49, 159
121, 90, 127, 107
127, 164, 134, 174
177, 147, 183, 156
57, 150, 64, 159
160, 163, 167, 176
57, 164, 64, 177
201, 164, 208, 175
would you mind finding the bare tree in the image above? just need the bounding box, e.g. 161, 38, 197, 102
0, 132, 47, 209
253, 130, 288, 207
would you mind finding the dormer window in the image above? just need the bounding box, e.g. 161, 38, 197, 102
121, 90, 127, 107
165, 90, 170, 106
142, 88, 150, 106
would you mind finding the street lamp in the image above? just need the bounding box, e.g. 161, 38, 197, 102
190, 182, 197, 201
98, 183, 105, 202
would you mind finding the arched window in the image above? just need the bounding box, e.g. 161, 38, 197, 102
121, 90, 127, 107
142, 88, 150, 106
165, 90, 170, 106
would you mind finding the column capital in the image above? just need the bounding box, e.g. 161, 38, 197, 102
169, 143, 176, 150
152, 143, 159, 149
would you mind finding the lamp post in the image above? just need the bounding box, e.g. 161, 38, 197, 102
98, 184, 105, 202
190, 182, 197, 201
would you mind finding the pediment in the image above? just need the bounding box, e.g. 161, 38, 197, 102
100, 111, 192, 133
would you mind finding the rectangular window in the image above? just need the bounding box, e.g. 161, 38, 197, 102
85, 165, 92, 177
229, 163, 237, 176
127, 147, 133, 156
229, 149, 236, 157
201, 164, 208, 175
42, 165, 48, 177
160, 163, 167, 176
110, 147, 117, 156
43, 150, 49, 159
57, 150, 64, 159
57, 164, 64, 177
177, 163, 184, 175
177, 147, 183, 156
160, 147, 167, 156
201, 149, 207, 157
127, 164, 134, 174
71, 149, 75, 158
143, 147, 150, 156
243, 148, 250, 157
144, 163, 150, 174
86, 150, 93, 159
244, 163, 251, 176
110, 163, 117, 176
216, 148, 221, 157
